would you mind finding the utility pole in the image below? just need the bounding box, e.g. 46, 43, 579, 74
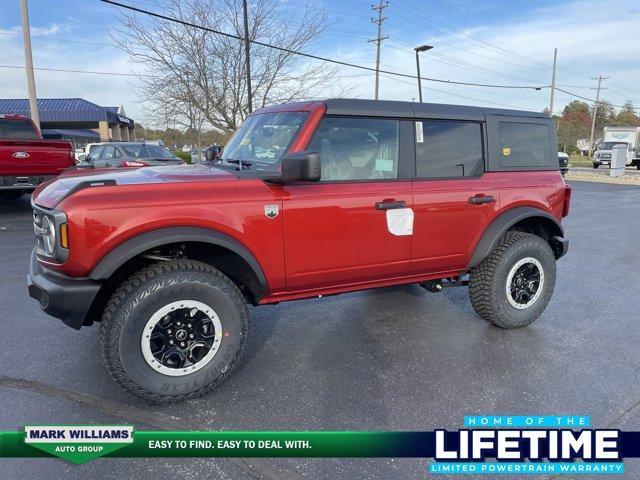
19, 0, 40, 130
588, 75, 608, 159
549, 48, 557, 115
368, 0, 388, 100
242, 0, 253, 114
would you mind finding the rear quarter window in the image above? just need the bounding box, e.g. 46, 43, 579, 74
498, 122, 551, 168
0, 118, 39, 140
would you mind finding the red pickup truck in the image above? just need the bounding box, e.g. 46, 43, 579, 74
28, 99, 570, 403
0, 115, 75, 200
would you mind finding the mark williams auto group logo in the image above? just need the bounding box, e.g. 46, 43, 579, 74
430, 415, 623, 475
24, 425, 133, 464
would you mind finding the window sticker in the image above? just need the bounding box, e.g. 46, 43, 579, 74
375, 158, 394, 172
502, 147, 511, 156
416, 122, 424, 143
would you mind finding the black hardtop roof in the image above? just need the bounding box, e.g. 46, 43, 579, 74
322, 98, 549, 120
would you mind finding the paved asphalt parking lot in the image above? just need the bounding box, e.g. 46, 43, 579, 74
1, 180, 639, 479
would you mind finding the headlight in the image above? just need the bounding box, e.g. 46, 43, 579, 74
32, 204, 68, 262
41, 215, 56, 255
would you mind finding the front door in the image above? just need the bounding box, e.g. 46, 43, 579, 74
410, 119, 500, 274
283, 116, 414, 291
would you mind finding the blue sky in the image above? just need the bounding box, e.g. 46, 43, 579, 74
1, 0, 639, 126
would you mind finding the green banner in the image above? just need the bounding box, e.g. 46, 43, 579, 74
2, 429, 421, 463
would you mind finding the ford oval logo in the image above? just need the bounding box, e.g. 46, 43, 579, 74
12, 151, 30, 159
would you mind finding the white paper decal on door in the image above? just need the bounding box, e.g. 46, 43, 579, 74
386, 208, 414, 236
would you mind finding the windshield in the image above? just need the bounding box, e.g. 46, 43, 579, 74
221, 112, 309, 170
601, 142, 628, 150
122, 144, 176, 158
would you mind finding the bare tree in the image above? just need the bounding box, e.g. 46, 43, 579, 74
113, 0, 341, 134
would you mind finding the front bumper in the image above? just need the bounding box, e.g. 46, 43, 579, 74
27, 251, 101, 329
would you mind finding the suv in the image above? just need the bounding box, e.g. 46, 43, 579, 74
28, 99, 571, 403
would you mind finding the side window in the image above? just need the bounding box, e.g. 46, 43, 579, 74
498, 122, 551, 167
102, 146, 117, 159
307, 117, 399, 181
416, 120, 484, 178
113, 147, 122, 158
86, 146, 103, 162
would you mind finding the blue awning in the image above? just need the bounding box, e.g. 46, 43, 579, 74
0, 98, 134, 125
41, 128, 100, 140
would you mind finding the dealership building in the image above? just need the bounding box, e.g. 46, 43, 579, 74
0, 97, 135, 148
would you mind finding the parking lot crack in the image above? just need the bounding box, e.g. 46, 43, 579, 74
0, 374, 300, 480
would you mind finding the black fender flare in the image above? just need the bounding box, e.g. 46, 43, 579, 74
89, 226, 268, 297
467, 207, 565, 268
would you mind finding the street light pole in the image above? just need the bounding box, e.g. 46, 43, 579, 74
414, 45, 432, 103
19, 0, 40, 130
242, 0, 252, 114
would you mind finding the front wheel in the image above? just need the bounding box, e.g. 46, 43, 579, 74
99, 259, 249, 403
468, 231, 556, 329
592, 163, 599, 169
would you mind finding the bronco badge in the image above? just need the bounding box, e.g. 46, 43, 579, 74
264, 205, 279, 219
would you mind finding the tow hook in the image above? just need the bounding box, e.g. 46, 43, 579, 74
420, 280, 443, 292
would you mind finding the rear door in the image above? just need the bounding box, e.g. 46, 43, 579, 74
283, 116, 414, 290
411, 118, 500, 274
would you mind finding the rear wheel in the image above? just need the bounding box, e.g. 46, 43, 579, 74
0, 191, 24, 200
469, 231, 556, 329
99, 259, 249, 403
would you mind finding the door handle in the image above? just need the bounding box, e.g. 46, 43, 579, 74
375, 200, 406, 210
468, 195, 495, 205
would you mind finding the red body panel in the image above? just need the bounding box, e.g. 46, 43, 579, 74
282, 180, 413, 290
54, 175, 286, 289
32, 103, 569, 305
0, 116, 74, 177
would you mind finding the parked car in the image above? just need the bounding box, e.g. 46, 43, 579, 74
80, 142, 184, 168
0, 114, 75, 200
558, 152, 569, 176
28, 99, 570, 403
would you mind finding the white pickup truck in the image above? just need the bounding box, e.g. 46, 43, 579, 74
593, 126, 640, 169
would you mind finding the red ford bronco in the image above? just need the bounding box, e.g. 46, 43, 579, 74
28, 99, 570, 403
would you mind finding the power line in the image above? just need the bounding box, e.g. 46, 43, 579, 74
554, 86, 640, 111
0, 64, 147, 77
98, 0, 546, 90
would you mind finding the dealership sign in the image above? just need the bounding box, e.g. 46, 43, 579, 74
0, 417, 636, 471
23, 425, 133, 464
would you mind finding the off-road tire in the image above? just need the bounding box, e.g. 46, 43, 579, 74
0, 191, 24, 200
468, 231, 556, 329
99, 259, 249, 404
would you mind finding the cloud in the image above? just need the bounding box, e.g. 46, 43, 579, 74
0, 21, 147, 122
2, 0, 638, 128
320, 0, 640, 114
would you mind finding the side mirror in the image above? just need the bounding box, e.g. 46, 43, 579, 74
77, 154, 86, 162
205, 150, 215, 162
281, 151, 321, 182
